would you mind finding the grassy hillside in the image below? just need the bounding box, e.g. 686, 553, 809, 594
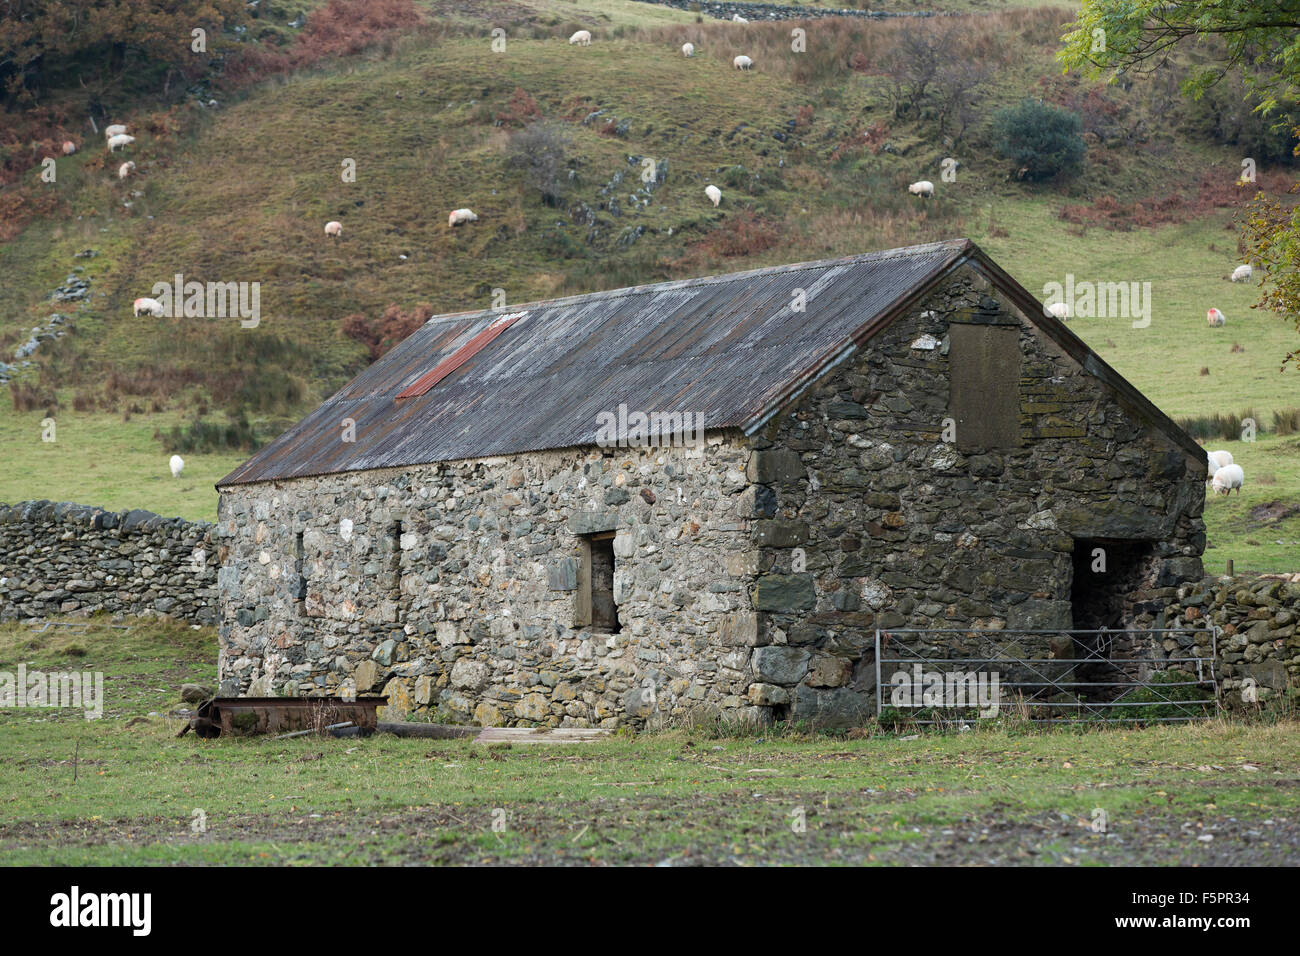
1, 0, 1297, 569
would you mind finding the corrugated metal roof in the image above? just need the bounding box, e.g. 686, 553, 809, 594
217, 239, 975, 486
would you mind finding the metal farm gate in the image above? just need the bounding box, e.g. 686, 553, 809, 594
873, 627, 1220, 724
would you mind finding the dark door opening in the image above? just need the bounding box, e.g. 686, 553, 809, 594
587, 532, 620, 634
1071, 537, 1159, 631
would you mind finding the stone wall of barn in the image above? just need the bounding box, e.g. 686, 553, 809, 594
214, 442, 767, 728
0, 500, 217, 624
744, 264, 1208, 725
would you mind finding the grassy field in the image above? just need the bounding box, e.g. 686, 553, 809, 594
0, 618, 1295, 865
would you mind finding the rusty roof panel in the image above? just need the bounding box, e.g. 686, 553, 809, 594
218, 240, 972, 486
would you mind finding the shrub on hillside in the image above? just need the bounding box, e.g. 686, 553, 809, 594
161, 415, 262, 454
1174, 408, 1260, 441
341, 303, 432, 362
506, 121, 571, 205
692, 210, 780, 258
990, 99, 1086, 181
222, 0, 424, 87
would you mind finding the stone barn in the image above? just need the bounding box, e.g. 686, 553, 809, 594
215, 239, 1207, 728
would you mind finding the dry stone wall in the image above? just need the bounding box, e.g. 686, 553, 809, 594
0, 500, 217, 624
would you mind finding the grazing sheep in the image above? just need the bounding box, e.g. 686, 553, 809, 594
1210, 463, 1244, 495
449, 208, 478, 227
325, 220, 343, 237
705, 184, 722, 207
61, 141, 77, 155
1044, 301, 1070, 320
132, 297, 164, 317
1208, 449, 1234, 473
169, 454, 185, 479
1207, 307, 1226, 327
908, 180, 935, 198
118, 161, 136, 180
1231, 264, 1252, 282
107, 133, 135, 152
104, 124, 127, 139
682, 42, 694, 57
569, 30, 592, 45
733, 54, 753, 70
733, 14, 748, 22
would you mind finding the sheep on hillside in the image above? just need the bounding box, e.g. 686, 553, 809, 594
682, 42, 694, 57
1207, 308, 1226, 327
133, 297, 165, 317
118, 161, 136, 180
105, 124, 127, 138
169, 455, 185, 479
908, 180, 934, 198
1210, 463, 1244, 495
705, 184, 722, 207
325, 220, 343, 237
1231, 264, 1252, 282
569, 30, 592, 45
1044, 301, 1070, 320
107, 134, 135, 152
733, 55, 753, 70
449, 208, 478, 227
733, 14, 748, 23
62, 141, 77, 155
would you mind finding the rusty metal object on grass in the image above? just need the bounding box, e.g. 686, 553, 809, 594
178, 696, 387, 738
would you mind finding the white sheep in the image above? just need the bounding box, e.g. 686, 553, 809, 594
118, 161, 136, 180
705, 184, 722, 207
908, 180, 935, 198
733, 14, 748, 22
133, 297, 164, 317
1231, 264, 1252, 282
61, 141, 77, 155
104, 124, 127, 139
1207, 307, 1226, 327
107, 133, 135, 152
169, 454, 185, 479
1210, 463, 1244, 495
325, 220, 343, 237
733, 55, 753, 70
1044, 301, 1070, 320
1207, 449, 1234, 475
682, 42, 694, 57
449, 208, 478, 227
569, 30, 592, 45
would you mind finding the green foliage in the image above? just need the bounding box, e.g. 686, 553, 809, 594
162, 414, 262, 454
0, 0, 250, 104
1059, 0, 1300, 114
1175, 408, 1260, 441
990, 99, 1086, 180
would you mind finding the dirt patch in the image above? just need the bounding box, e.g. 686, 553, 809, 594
4, 791, 1297, 866
1249, 501, 1298, 526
